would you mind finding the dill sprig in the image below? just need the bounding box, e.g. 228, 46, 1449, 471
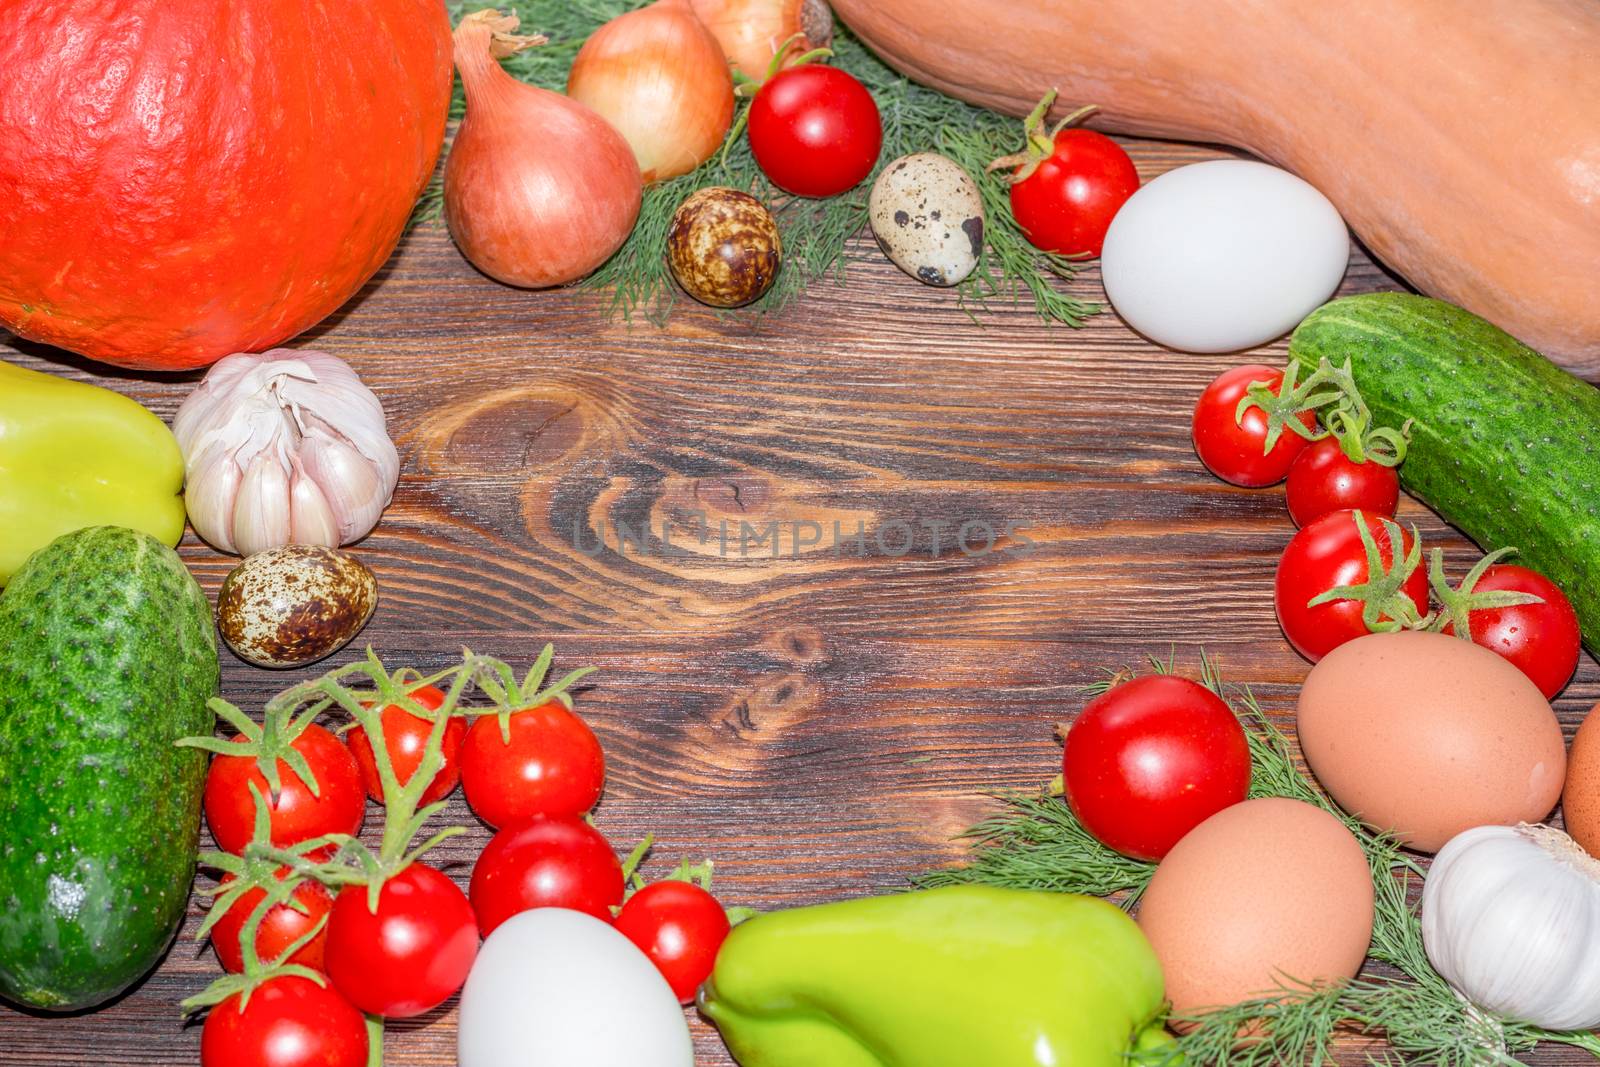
917, 792, 1154, 903
920, 654, 1600, 1065
417, 0, 1099, 326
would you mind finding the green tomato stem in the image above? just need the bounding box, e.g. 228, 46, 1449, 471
366, 1014, 384, 1067
372, 662, 476, 866
1425, 546, 1545, 641
1304, 511, 1430, 631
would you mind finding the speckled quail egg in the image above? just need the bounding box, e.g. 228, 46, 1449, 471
869, 153, 985, 287
217, 545, 377, 668
667, 187, 782, 308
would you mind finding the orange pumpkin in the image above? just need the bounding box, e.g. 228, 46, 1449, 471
0, 2, 453, 371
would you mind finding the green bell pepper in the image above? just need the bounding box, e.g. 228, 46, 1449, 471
0, 361, 185, 583
701, 885, 1172, 1067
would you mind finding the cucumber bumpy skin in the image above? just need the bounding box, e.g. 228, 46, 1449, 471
0, 526, 217, 1011
1290, 293, 1600, 652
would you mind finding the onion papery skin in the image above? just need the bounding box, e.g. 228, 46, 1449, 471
567, 0, 735, 184
0, 0, 452, 371
689, 0, 834, 81
444, 11, 642, 288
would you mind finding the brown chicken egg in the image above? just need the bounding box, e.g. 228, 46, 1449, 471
1297, 630, 1565, 853
1562, 703, 1600, 855
217, 545, 377, 668
1137, 797, 1373, 1019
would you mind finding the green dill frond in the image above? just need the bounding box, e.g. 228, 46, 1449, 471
914, 790, 1154, 903
419, 0, 1098, 326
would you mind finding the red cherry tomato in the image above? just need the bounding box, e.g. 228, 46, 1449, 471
324, 863, 478, 1019
347, 685, 467, 807
748, 65, 882, 198
1061, 674, 1250, 861
1008, 129, 1138, 257
614, 880, 732, 1003
1285, 437, 1401, 527
459, 702, 605, 829
205, 724, 366, 855
210, 873, 333, 974
1192, 365, 1316, 487
1441, 563, 1580, 699
468, 815, 624, 937
200, 975, 367, 1067
1275, 509, 1428, 662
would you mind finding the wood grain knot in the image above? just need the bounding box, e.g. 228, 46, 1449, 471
724, 673, 820, 739
661, 671, 829, 787
409, 382, 626, 477
767, 626, 827, 664
693, 476, 771, 514
636, 472, 879, 566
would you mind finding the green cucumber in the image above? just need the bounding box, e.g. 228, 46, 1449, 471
1289, 293, 1600, 651
0, 526, 217, 1011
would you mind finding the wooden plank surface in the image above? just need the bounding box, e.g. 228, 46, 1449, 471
4, 137, 1596, 1065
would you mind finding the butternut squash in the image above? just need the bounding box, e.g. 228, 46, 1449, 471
832, 0, 1600, 376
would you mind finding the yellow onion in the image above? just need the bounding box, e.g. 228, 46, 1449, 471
445, 10, 642, 287
689, 0, 834, 81
567, 0, 734, 183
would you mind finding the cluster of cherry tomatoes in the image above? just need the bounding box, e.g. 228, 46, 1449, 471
1050, 357, 1585, 872
193, 655, 734, 1067
1191, 361, 1581, 695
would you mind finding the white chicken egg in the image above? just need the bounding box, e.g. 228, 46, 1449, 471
1100, 159, 1349, 352
458, 908, 694, 1067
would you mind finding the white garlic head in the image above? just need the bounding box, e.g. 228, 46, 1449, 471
1421, 823, 1600, 1030
173, 350, 400, 556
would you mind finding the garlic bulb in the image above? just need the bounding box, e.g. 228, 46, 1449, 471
1421, 823, 1600, 1029
173, 350, 399, 556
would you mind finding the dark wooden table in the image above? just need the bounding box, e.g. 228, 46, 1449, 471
5, 138, 1596, 1065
